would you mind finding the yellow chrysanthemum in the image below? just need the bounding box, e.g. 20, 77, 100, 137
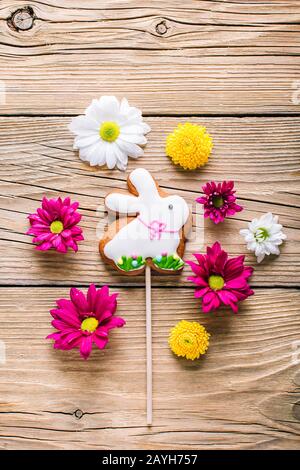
166, 123, 213, 170
168, 320, 210, 360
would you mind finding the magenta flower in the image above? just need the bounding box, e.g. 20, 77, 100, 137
196, 181, 243, 224
47, 285, 126, 360
187, 242, 254, 313
27, 197, 84, 253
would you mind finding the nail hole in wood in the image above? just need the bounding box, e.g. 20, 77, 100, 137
74, 409, 83, 419
156, 20, 168, 36
7, 6, 35, 32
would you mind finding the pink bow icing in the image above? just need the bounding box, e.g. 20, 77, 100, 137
138, 217, 177, 240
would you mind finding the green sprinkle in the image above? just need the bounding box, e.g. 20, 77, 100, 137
117, 255, 145, 272
152, 253, 184, 271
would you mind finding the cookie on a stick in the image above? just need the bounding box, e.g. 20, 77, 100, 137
100, 168, 191, 425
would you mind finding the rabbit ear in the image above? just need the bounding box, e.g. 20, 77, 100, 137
105, 192, 141, 214
129, 168, 159, 198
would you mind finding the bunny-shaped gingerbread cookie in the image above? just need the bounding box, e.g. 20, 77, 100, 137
99, 168, 191, 274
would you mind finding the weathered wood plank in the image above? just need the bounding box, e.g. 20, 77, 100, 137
2, 2, 300, 55
2, 0, 300, 26
0, 2, 300, 114
0, 287, 299, 450
0, 116, 298, 286
0, 52, 299, 115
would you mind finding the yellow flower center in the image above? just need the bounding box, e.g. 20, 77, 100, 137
208, 274, 224, 291
166, 123, 213, 170
50, 220, 64, 234
99, 121, 120, 142
180, 332, 195, 349
81, 317, 99, 333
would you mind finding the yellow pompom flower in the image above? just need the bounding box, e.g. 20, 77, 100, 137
166, 123, 213, 170
168, 320, 210, 360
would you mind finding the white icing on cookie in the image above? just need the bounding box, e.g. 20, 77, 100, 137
103, 168, 189, 265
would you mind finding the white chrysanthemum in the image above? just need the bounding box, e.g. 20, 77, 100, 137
240, 212, 287, 263
68, 96, 151, 171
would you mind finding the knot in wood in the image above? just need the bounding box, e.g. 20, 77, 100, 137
156, 20, 168, 36
8, 7, 35, 32
74, 409, 83, 419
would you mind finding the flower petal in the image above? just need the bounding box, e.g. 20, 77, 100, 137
87, 284, 97, 311
93, 334, 108, 350
119, 133, 147, 145
70, 288, 89, 314
102, 316, 126, 331
105, 143, 117, 169
80, 335, 93, 360
116, 139, 144, 158
69, 115, 99, 134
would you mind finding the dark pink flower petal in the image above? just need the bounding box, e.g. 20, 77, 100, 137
99, 309, 115, 324
80, 335, 93, 360
202, 291, 218, 306
102, 316, 126, 331
202, 295, 220, 313
93, 334, 108, 350
194, 287, 210, 298
193, 253, 206, 265
61, 229, 72, 238
229, 288, 252, 302
217, 289, 238, 308
46, 332, 61, 341
64, 238, 78, 251
63, 331, 82, 345
35, 242, 53, 251
186, 260, 206, 277
226, 276, 248, 290
50, 308, 81, 328
56, 242, 68, 253
51, 319, 75, 333
187, 275, 208, 287
96, 327, 109, 338
207, 241, 222, 263
70, 287, 90, 314
87, 284, 97, 311
215, 249, 228, 273
243, 267, 254, 279
224, 255, 245, 280
94, 285, 110, 317
56, 298, 78, 316
196, 197, 207, 204
29, 223, 49, 231
32, 232, 52, 242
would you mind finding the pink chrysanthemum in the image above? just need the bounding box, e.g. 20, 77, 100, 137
196, 181, 243, 224
47, 285, 125, 360
27, 197, 84, 253
187, 242, 254, 313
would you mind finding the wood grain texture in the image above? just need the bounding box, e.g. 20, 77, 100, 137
2, 2, 300, 55
0, 287, 299, 450
0, 2, 300, 114
0, 116, 298, 286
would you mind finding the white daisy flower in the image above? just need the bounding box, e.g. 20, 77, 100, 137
240, 212, 287, 263
68, 96, 151, 171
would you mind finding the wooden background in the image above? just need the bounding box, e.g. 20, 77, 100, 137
0, 0, 299, 450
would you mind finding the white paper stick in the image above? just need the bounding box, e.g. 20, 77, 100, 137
145, 264, 152, 426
